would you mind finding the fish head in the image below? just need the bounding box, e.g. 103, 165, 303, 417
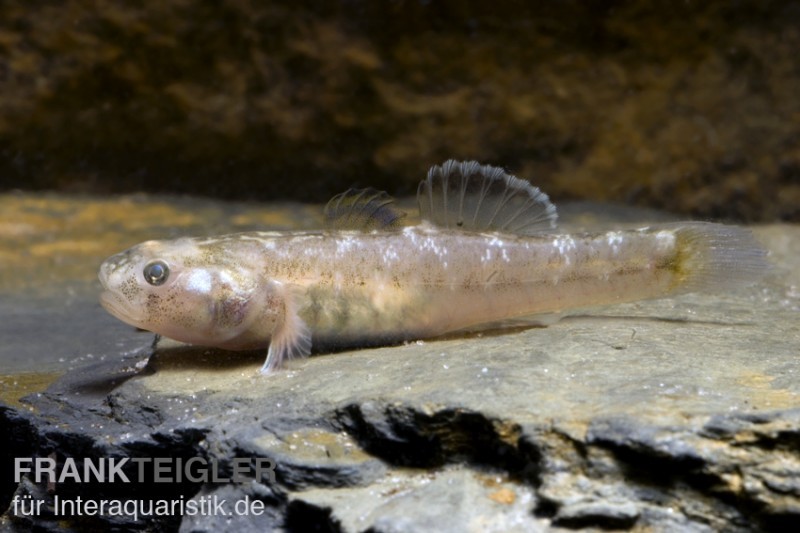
98, 238, 264, 347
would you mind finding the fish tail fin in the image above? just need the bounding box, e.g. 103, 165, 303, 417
672, 222, 769, 294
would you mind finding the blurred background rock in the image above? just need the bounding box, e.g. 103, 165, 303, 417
1, 0, 798, 221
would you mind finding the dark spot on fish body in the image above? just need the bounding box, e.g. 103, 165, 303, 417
461, 275, 484, 292
659, 245, 688, 291
145, 293, 165, 325
146, 293, 160, 312
198, 246, 222, 267
215, 293, 248, 329
608, 266, 643, 289
304, 294, 323, 329
304, 289, 358, 334
182, 257, 202, 268
334, 298, 352, 330
120, 278, 141, 300
174, 310, 201, 330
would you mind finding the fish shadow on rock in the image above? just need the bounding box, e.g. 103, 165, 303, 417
41, 349, 155, 405
136, 311, 758, 375
566, 313, 758, 328
145, 343, 264, 373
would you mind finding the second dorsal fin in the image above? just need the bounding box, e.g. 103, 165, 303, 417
417, 160, 558, 235
324, 188, 405, 231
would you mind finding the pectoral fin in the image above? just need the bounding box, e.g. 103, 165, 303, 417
259, 284, 312, 374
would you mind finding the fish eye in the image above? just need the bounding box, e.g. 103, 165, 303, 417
143, 260, 170, 286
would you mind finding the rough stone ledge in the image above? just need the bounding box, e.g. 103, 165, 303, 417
3, 368, 800, 531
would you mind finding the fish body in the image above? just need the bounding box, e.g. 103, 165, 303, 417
99, 161, 767, 372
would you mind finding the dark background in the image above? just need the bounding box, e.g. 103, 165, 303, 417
1, 0, 798, 221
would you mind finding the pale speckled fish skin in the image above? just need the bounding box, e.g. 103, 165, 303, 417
98, 161, 768, 373
98, 223, 765, 363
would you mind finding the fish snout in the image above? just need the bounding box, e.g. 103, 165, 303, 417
98, 250, 135, 286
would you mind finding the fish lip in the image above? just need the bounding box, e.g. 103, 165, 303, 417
99, 290, 144, 324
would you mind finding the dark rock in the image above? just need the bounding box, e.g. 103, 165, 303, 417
553, 500, 639, 529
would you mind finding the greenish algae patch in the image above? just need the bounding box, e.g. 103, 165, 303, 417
734, 371, 800, 411
253, 428, 374, 465
0, 372, 61, 409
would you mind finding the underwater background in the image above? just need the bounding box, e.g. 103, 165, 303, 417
1, 0, 798, 221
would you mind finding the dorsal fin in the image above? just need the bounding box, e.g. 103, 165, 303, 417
324, 188, 405, 231
417, 160, 558, 235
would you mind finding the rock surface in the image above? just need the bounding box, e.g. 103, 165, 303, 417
2, 193, 800, 531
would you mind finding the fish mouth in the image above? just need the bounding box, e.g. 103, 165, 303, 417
99, 290, 145, 325
98, 257, 142, 324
